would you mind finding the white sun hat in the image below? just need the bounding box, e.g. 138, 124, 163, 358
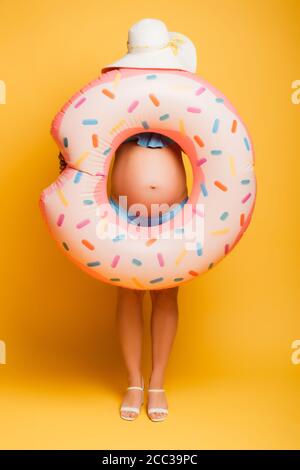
101, 18, 197, 74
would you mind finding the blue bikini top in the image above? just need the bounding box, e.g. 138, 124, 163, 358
123, 132, 176, 148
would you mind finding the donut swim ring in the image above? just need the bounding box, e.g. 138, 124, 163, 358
39, 67, 256, 290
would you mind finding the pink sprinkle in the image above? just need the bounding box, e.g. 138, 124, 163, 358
127, 100, 139, 113
192, 207, 204, 217
242, 193, 252, 204
195, 86, 206, 96
111, 255, 120, 268
187, 107, 202, 113
57, 214, 64, 227
76, 219, 90, 229
225, 243, 230, 255
196, 158, 207, 166
95, 173, 105, 181
157, 253, 165, 267
74, 97, 86, 109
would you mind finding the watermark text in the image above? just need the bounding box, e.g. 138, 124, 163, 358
0, 80, 6, 104
0, 340, 6, 364
291, 80, 300, 104
291, 339, 300, 365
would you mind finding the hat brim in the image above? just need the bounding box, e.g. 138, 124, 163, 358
101, 32, 197, 74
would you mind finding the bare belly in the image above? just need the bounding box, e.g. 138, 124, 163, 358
110, 142, 188, 216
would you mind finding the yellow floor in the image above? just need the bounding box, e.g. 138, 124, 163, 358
0, 368, 299, 450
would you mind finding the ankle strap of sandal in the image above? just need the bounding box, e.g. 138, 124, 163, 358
148, 388, 165, 392
127, 386, 144, 391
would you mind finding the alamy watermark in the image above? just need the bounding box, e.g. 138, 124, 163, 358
1, 82, 7, 364
0, 340, 6, 365
0, 80, 6, 104
291, 339, 300, 365
95, 197, 205, 250
291, 80, 300, 105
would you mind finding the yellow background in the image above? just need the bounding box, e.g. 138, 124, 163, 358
0, 0, 300, 450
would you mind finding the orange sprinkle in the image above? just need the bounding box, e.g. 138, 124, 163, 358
231, 120, 237, 133
214, 180, 228, 191
193, 135, 205, 147
146, 238, 157, 247
189, 270, 199, 277
240, 213, 245, 226
102, 88, 115, 99
92, 134, 98, 147
81, 239, 95, 251
149, 94, 160, 107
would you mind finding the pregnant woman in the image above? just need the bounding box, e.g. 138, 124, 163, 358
101, 17, 198, 422
111, 132, 188, 422
41, 13, 256, 425
51, 18, 199, 423
42, 17, 255, 424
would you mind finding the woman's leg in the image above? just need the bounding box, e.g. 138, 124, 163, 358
116, 287, 145, 419
149, 286, 179, 419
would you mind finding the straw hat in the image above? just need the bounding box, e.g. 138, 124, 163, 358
102, 18, 197, 73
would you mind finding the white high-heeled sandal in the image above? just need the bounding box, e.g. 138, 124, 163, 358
147, 388, 169, 422
120, 378, 144, 421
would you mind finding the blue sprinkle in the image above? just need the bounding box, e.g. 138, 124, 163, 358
87, 261, 101, 267
196, 242, 203, 256
74, 171, 83, 184
113, 234, 126, 242
159, 114, 170, 121
103, 147, 111, 156
141, 120, 149, 129
175, 228, 185, 234
212, 118, 220, 133
211, 150, 222, 155
244, 137, 250, 151
82, 119, 98, 125
174, 277, 184, 282
241, 179, 250, 185
110, 278, 121, 282
132, 258, 142, 266
216, 97, 224, 103
220, 211, 229, 221
83, 199, 93, 205
62, 242, 69, 251
150, 277, 164, 284
63, 137, 68, 148
146, 74, 157, 80
200, 183, 208, 197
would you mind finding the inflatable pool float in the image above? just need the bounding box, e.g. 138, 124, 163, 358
39, 66, 256, 290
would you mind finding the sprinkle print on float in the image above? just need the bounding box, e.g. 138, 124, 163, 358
39, 68, 256, 290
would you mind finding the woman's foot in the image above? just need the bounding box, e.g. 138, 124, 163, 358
147, 379, 168, 422
120, 377, 144, 421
